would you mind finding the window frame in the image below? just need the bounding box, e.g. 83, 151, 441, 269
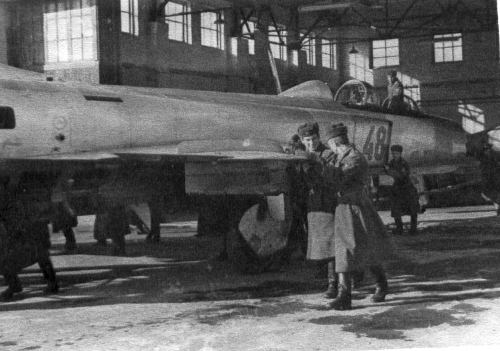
320, 38, 337, 70
433, 33, 463, 63
200, 11, 225, 50
164, 1, 192, 44
242, 20, 256, 55
371, 38, 400, 68
268, 25, 287, 61
44, 0, 98, 64
305, 32, 316, 66
120, 0, 139, 36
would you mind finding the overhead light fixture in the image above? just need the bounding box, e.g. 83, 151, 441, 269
213, 13, 225, 25
298, 3, 352, 13
370, 0, 385, 10
349, 45, 359, 54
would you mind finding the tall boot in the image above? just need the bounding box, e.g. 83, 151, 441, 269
323, 260, 338, 299
0, 273, 23, 301
370, 265, 388, 303
393, 217, 403, 235
409, 215, 418, 236
326, 272, 351, 310
63, 228, 77, 251
38, 257, 59, 294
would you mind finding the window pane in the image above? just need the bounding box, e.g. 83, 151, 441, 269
435, 49, 443, 62
121, 12, 130, 32
373, 48, 385, 58
82, 15, 93, 36
372, 40, 384, 48
387, 56, 399, 66
443, 47, 453, 61
58, 18, 68, 40
47, 41, 58, 62
82, 36, 94, 59
386, 46, 398, 57
231, 37, 238, 56
47, 20, 58, 41
58, 40, 69, 61
120, 0, 129, 11
71, 16, 82, 38
72, 38, 83, 60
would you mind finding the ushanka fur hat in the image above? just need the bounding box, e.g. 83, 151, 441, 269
390, 144, 403, 152
297, 122, 319, 137
326, 123, 348, 140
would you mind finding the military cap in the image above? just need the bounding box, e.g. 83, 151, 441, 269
297, 122, 319, 137
390, 144, 403, 152
326, 122, 348, 140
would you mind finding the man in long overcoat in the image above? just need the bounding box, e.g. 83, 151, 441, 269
385, 144, 419, 235
325, 123, 392, 310
296, 122, 338, 299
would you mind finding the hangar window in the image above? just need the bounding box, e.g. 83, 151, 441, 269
305, 33, 316, 66
372, 38, 399, 68
434, 33, 462, 63
201, 11, 225, 50
164, 1, 192, 44
321, 39, 337, 70
44, 0, 97, 63
349, 53, 374, 85
268, 26, 287, 61
120, 0, 139, 36
291, 51, 299, 66
243, 21, 256, 55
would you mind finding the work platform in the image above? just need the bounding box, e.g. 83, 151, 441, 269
1, 206, 500, 351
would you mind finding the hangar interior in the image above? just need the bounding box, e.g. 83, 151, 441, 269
0, 0, 498, 131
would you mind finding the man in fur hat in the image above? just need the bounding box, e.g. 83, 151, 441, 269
384, 144, 419, 235
295, 122, 339, 300
325, 123, 392, 310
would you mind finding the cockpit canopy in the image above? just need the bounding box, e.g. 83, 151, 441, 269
334, 79, 422, 115
334, 79, 380, 106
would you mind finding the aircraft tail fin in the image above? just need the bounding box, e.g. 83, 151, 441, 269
279, 80, 333, 100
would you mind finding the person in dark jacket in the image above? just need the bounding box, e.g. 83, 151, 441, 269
325, 123, 392, 310
384, 145, 419, 235
386, 70, 405, 114
295, 122, 338, 299
0, 195, 59, 301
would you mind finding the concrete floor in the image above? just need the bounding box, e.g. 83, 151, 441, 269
1, 206, 500, 351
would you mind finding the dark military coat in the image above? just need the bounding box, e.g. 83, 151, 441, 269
332, 144, 393, 272
387, 78, 405, 112
386, 158, 419, 217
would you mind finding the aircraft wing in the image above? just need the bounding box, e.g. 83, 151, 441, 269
6, 144, 307, 166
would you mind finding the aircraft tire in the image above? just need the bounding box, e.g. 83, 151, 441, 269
226, 226, 286, 274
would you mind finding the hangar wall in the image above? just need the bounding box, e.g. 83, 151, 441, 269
0, 0, 499, 129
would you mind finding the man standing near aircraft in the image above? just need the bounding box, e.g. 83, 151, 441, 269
296, 122, 338, 299
387, 70, 405, 113
325, 123, 391, 310
385, 145, 419, 235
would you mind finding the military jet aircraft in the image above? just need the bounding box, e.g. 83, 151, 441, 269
0, 64, 477, 276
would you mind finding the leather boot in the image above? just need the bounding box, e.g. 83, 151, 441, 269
409, 215, 418, 236
370, 265, 388, 303
323, 260, 338, 299
326, 272, 351, 310
393, 217, 403, 235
